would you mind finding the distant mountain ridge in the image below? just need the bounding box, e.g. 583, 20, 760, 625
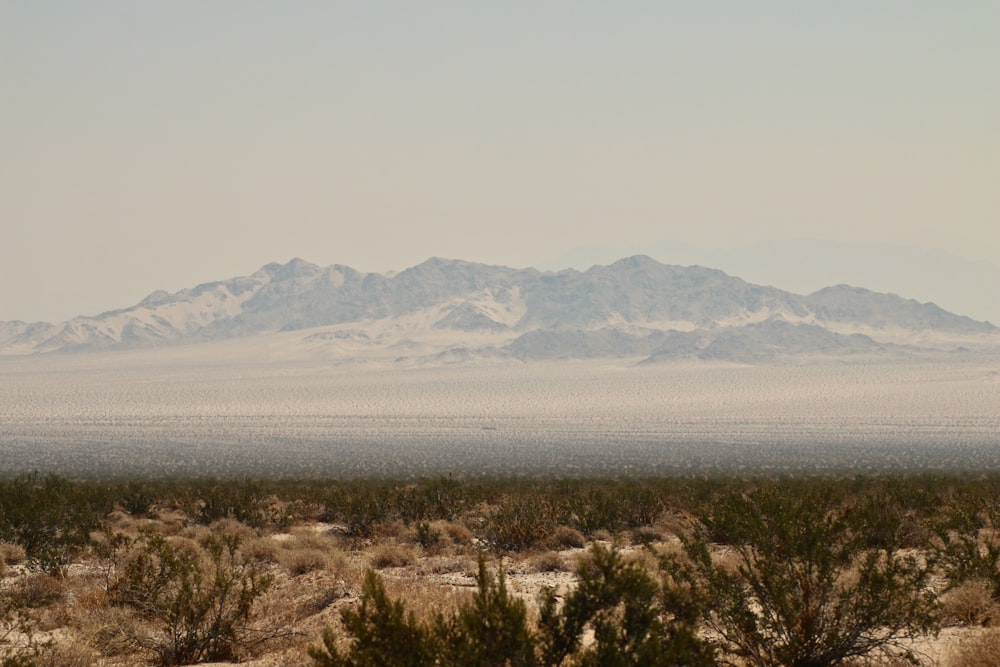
1, 256, 996, 362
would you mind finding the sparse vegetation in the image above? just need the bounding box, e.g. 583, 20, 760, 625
6, 474, 1000, 664
664, 484, 939, 666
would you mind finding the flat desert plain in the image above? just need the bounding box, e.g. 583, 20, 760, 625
2, 343, 998, 478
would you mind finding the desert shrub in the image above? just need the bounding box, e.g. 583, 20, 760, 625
432, 520, 473, 546
629, 525, 664, 545
947, 628, 1000, 667
940, 579, 997, 626
551, 526, 586, 550
6, 574, 64, 609
415, 521, 441, 549
0, 580, 51, 667
481, 496, 557, 552
310, 556, 533, 667
204, 517, 256, 543
311, 544, 712, 667
338, 489, 395, 538
538, 543, 715, 667
568, 486, 626, 535
240, 536, 282, 564
397, 477, 469, 524
434, 556, 535, 666
666, 485, 939, 667
75, 604, 143, 658
116, 481, 158, 517
281, 548, 330, 576
0, 474, 107, 574
187, 478, 276, 528
107, 526, 273, 665
528, 551, 567, 573
933, 507, 1000, 600
369, 543, 416, 570
309, 570, 432, 667
0, 544, 26, 568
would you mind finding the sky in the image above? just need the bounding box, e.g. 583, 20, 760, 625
2, 2, 998, 323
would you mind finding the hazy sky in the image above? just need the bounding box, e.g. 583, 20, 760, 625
2, 2, 997, 322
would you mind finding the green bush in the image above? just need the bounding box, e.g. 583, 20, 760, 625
482, 495, 558, 552
435, 556, 535, 666
311, 546, 713, 667
538, 543, 714, 666
0, 474, 108, 574
666, 485, 939, 667
310, 556, 534, 666
308, 570, 432, 667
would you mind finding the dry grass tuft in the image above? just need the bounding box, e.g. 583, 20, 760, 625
47, 642, 101, 667
433, 520, 474, 546
0, 542, 27, 566
630, 525, 665, 545
76, 604, 147, 658
941, 579, 999, 626
369, 542, 417, 570
419, 555, 474, 576
528, 551, 569, 573
591, 529, 613, 542
241, 535, 283, 564
382, 577, 475, 624
281, 547, 330, 576
9, 572, 66, 608
285, 526, 341, 551
551, 526, 586, 549
948, 628, 1000, 667
208, 517, 257, 542
377, 520, 417, 543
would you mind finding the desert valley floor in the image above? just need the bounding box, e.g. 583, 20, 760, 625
2, 343, 997, 478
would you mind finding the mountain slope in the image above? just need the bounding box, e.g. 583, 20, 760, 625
1, 256, 995, 362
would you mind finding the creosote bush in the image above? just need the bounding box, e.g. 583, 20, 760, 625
6, 473, 1000, 665
107, 526, 273, 665
665, 485, 939, 666
310, 545, 715, 667
0, 474, 110, 574
538, 543, 715, 666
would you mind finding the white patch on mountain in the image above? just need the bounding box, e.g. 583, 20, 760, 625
1, 255, 996, 363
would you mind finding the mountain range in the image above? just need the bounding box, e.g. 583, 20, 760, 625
1, 256, 996, 363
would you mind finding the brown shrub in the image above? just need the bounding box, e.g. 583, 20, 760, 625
369, 543, 417, 569
281, 548, 330, 576
433, 520, 473, 546
46, 642, 100, 667
528, 550, 569, 573
630, 525, 665, 545
207, 517, 256, 543
377, 520, 417, 543
941, 579, 998, 626
381, 576, 474, 624
551, 526, 586, 549
78, 604, 147, 657
241, 536, 283, 564
0, 542, 27, 566
9, 572, 66, 608
419, 555, 474, 575
948, 628, 1000, 667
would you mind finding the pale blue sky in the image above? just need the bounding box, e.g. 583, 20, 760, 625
2, 2, 997, 322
